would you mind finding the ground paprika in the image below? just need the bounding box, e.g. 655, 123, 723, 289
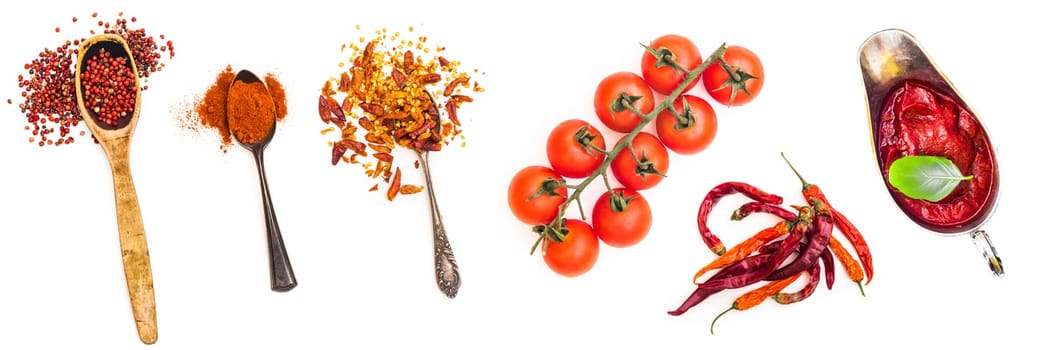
227, 80, 276, 145
181, 65, 288, 151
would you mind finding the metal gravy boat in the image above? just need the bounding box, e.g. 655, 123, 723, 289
858, 28, 1004, 277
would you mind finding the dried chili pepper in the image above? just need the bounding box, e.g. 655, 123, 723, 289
731, 201, 796, 222
693, 206, 812, 292
774, 261, 822, 305
767, 198, 832, 281
693, 221, 789, 284
669, 252, 772, 316
781, 153, 874, 284
820, 246, 835, 290
737, 200, 862, 294
709, 271, 803, 334
697, 181, 784, 255
387, 167, 402, 201
829, 236, 866, 296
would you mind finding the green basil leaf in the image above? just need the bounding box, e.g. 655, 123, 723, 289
888, 155, 973, 202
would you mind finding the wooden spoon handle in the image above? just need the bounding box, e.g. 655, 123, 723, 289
107, 146, 157, 344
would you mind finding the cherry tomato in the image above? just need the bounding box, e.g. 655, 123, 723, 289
546, 119, 606, 178
543, 219, 600, 277
655, 94, 718, 155
611, 132, 669, 191
592, 188, 652, 248
702, 45, 764, 106
594, 72, 655, 133
641, 34, 703, 96
507, 166, 567, 225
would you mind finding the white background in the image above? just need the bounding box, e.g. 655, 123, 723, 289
1, 1, 1047, 349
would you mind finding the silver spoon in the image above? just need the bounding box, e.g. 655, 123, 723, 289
419, 92, 461, 298
858, 29, 1004, 277
228, 70, 298, 291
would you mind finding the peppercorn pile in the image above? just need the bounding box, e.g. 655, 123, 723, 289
319, 26, 483, 201
80, 48, 136, 127
12, 11, 174, 147
671, 154, 874, 334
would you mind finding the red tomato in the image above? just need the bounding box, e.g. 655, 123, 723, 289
546, 119, 606, 178
592, 188, 652, 248
594, 72, 655, 133
507, 166, 567, 225
655, 94, 718, 155
543, 219, 600, 277
641, 34, 703, 96
610, 132, 669, 191
702, 45, 764, 106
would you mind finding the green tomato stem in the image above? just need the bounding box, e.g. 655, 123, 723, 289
541, 44, 728, 233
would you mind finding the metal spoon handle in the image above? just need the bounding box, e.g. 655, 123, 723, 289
971, 230, 1004, 277
253, 150, 297, 292
418, 151, 460, 298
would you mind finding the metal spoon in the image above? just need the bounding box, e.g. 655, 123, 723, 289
227, 70, 297, 291
858, 29, 1004, 277
419, 92, 461, 298
73, 34, 158, 344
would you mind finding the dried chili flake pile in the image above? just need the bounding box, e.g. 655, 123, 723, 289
12, 12, 174, 147
321, 26, 483, 200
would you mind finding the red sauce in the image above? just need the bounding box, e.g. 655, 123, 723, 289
875, 80, 998, 233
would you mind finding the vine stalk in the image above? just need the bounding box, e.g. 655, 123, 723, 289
531, 43, 729, 254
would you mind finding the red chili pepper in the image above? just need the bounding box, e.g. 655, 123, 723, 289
732, 201, 796, 222
669, 252, 772, 316
697, 181, 784, 255
774, 261, 822, 305
781, 153, 874, 284
820, 245, 835, 290
693, 221, 788, 284
697, 206, 812, 291
767, 199, 832, 281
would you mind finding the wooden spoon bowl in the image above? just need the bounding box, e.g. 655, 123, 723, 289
74, 34, 157, 344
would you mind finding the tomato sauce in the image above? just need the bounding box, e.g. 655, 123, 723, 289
875, 80, 998, 233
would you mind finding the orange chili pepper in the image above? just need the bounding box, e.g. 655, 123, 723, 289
709, 271, 803, 334
829, 236, 865, 296
693, 221, 789, 284
781, 153, 874, 285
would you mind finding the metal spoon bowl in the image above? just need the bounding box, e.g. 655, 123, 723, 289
859, 29, 1004, 277
227, 70, 297, 291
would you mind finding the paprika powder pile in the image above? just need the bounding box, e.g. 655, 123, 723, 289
178, 65, 288, 151
227, 80, 276, 145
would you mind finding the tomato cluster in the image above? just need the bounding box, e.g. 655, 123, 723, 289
508, 34, 764, 277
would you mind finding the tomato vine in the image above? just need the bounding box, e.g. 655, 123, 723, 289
530, 44, 730, 254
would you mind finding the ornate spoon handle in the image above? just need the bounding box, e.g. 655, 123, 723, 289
417, 151, 460, 298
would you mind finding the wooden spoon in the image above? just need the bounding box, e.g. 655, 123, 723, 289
73, 34, 157, 344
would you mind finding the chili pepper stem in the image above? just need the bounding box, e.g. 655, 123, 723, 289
856, 281, 866, 297
780, 152, 810, 187
710, 306, 735, 335
540, 44, 728, 233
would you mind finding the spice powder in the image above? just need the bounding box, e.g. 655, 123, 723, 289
227, 80, 276, 145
